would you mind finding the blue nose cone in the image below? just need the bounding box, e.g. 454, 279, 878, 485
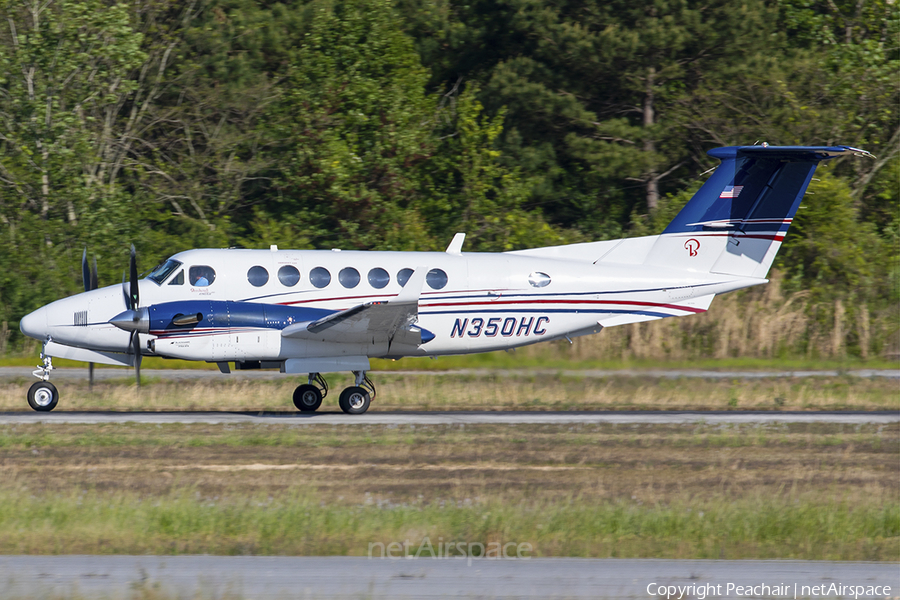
19, 306, 48, 340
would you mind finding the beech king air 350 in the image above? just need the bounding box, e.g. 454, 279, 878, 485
19, 144, 872, 414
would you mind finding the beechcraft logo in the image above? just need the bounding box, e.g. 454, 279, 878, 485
684, 238, 700, 257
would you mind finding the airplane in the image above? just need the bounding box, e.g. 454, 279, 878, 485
18, 144, 873, 414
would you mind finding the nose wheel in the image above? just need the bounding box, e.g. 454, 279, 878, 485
28, 347, 59, 412
27, 381, 59, 412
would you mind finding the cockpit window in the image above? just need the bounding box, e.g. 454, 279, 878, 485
147, 259, 182, 285
168, 270, 184, 285
189, 265, 216, 286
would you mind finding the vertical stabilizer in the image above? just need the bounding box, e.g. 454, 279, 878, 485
643, 145, 872, 278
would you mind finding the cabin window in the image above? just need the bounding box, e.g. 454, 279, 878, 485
528, 272, 551, 288
310, 267, 331, 288
368, 267, 390, 289
168, 270, 184, 285
247, 266, 269, 287
278, 265, 301, 287
397, 268, 413, 287
148, 259, 182, 285
426, 268, 448, 290
339, 267, 360, 289
189, 266, 216, 286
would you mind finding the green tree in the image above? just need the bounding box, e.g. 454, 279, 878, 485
262, 0, 438, 250
0, 0, 145, 226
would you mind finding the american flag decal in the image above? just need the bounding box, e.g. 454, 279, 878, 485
719, 185, 744, 199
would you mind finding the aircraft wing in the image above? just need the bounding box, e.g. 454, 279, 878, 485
280, 267, 432, 348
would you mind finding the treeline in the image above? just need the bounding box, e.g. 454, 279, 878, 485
0, 0, 897, 357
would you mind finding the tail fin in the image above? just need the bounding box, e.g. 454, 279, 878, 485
643, 145, 873, 278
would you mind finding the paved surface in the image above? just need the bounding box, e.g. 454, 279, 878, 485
1, 366, 898, 382
0, 556, 897, 599
0, 409, 897, 425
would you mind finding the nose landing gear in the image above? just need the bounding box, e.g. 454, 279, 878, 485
28, 347, 59, 412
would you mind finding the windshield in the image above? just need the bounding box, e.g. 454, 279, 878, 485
147, 259, 183, 285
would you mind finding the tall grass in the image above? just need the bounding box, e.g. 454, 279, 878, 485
0, 489, 895, 560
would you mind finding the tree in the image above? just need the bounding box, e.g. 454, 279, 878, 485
0, 0, 145, 227
263, 0, 439, 250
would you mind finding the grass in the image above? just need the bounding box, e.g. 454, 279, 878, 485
1, 372, 897, 412
0, 489, 894, 560
0, 422, 896, 560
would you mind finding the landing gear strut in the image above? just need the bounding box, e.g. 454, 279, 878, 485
338, 371, 375, 415
28, 345, 59, 412
293, 372, 328, 412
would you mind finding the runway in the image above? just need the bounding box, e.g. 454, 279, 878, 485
1, 556, 897, 599
0, 409, 897, 425
1, 366, 898, 381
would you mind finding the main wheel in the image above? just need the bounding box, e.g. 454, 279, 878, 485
27, 381, 59, 412
338, 386, 371, 415
293, 384, 323, 412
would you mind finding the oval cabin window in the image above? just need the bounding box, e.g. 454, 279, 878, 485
368, 268, 390, 289
247, 266, 269, 287
426, 268, 448, 290
339, 267, 360, 289
309, 267, 331, 289
397, 268, 414, 287
278, 265, 301, 287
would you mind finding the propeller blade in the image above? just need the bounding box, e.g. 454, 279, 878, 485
82, 249, 90, 294
90, 255, 98, 291
132, 330, 142, 388
129, 244, 139, 311
122, 271, 130, 309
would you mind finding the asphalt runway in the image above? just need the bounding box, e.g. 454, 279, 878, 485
0, 409, 897, 425
1, 556, 897, 599
1, 366, 898, 381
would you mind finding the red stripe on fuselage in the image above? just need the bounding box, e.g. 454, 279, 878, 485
422, 298, 705, 314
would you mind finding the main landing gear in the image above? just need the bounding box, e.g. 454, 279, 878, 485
292, 371, 375, 415
27, 349, 59, 412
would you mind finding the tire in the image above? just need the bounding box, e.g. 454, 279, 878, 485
27, 381, 59, 412
338, 386, 370, 415
293, 384, 323, 412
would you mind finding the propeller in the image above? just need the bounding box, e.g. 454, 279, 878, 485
82, 249, 99, 389
110, 244, 145, 388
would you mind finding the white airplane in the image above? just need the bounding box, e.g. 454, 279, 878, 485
18, 144, 872, 413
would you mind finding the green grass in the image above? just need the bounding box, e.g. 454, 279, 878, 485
0, 421, 896, 561
0, 489, 895, 560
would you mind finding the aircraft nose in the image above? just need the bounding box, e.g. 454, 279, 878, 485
19, 306, 48, 340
